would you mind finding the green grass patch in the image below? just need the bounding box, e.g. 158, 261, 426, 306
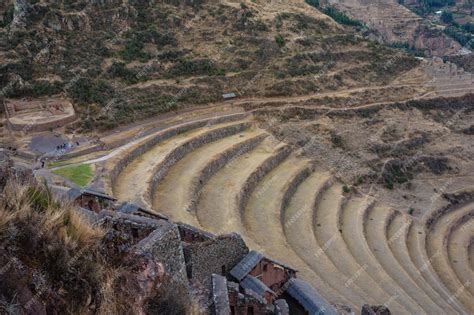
53, 164, 95, 187
48, 160, 75, 168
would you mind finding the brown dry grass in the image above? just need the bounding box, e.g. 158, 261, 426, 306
0, 180, 113, 314
0, 180, 198, 314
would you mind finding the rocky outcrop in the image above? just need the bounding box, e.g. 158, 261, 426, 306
182, 233, 249, 289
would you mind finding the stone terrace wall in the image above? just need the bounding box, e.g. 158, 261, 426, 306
135, 222, 188, 284
9, 113, 76, 132
183, 233, 249, 289
237, 145, 292, 218
178, 223, 215, 243
146, 122, 251, 204
253, 94, 474, 121
108, 113, 248, 194
62, 114, 246, 161
279, 165, 313, 229
185, 133, 267, 213
98, 210, 166, 244
425, 189, 474, 230
444, 211, 474, 246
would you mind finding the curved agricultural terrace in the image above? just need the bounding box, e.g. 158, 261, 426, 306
89, 103, 474, 314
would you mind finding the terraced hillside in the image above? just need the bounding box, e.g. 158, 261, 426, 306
0, 0, 422, 132
324, 0, 461, 56
3, 0, 473, 312
95, 105, 474, 314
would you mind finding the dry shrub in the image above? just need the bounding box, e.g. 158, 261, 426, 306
0, 180, 112, 314
0, 180, 199, 314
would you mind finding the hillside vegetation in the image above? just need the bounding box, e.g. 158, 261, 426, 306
0, 0, 418, 131
0, 179, 191, 314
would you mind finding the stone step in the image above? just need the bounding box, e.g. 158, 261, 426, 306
283, 171, 374, 309
147, 122, 252, 205
365, 206, 446, 313
113, 120, 250, 208
406, 221, 470, 314
340, 196, 423, 314
446, 210, 474, 297
313, 184, 410, 313
152, 129, 267, 225
426, 203, 474, 312
242, 157, 350, 309
386, 212, 458, 313
107, 112, 248, 193
196, 137, 289, 236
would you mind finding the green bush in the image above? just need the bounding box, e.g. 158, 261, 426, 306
157, 50, 187, 61
305, 0, 320, 8
441, 11, 454, 24
68, 77, 115, 106
330, 132, 344, 148
323, 7, 363, 27
107, 62, 139, 84
462, 23, 474, 34
355, 176, 365, 186
275, 34, 285, 47
444, 27, 473, 47
31, 81, 64, 97
166, 59, 223, 77
120, 37, 148, 62
0, 5, 14, 27
120, 28, 176, 62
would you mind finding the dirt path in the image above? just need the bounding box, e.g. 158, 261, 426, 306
230, 83, 426, 106
152, 128, 265, 225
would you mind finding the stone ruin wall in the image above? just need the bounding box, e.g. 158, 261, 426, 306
135, 224, 188, 284
8, 113, 77, 132
183, 233, 249, 289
